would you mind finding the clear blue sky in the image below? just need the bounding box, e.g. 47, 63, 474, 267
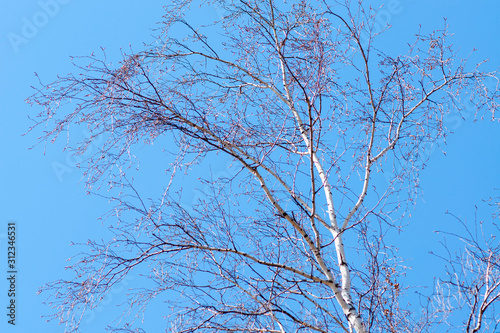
1, 0, 499, 332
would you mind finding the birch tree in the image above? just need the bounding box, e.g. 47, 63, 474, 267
28, 0, 499, 332
433, 195, 500, 333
